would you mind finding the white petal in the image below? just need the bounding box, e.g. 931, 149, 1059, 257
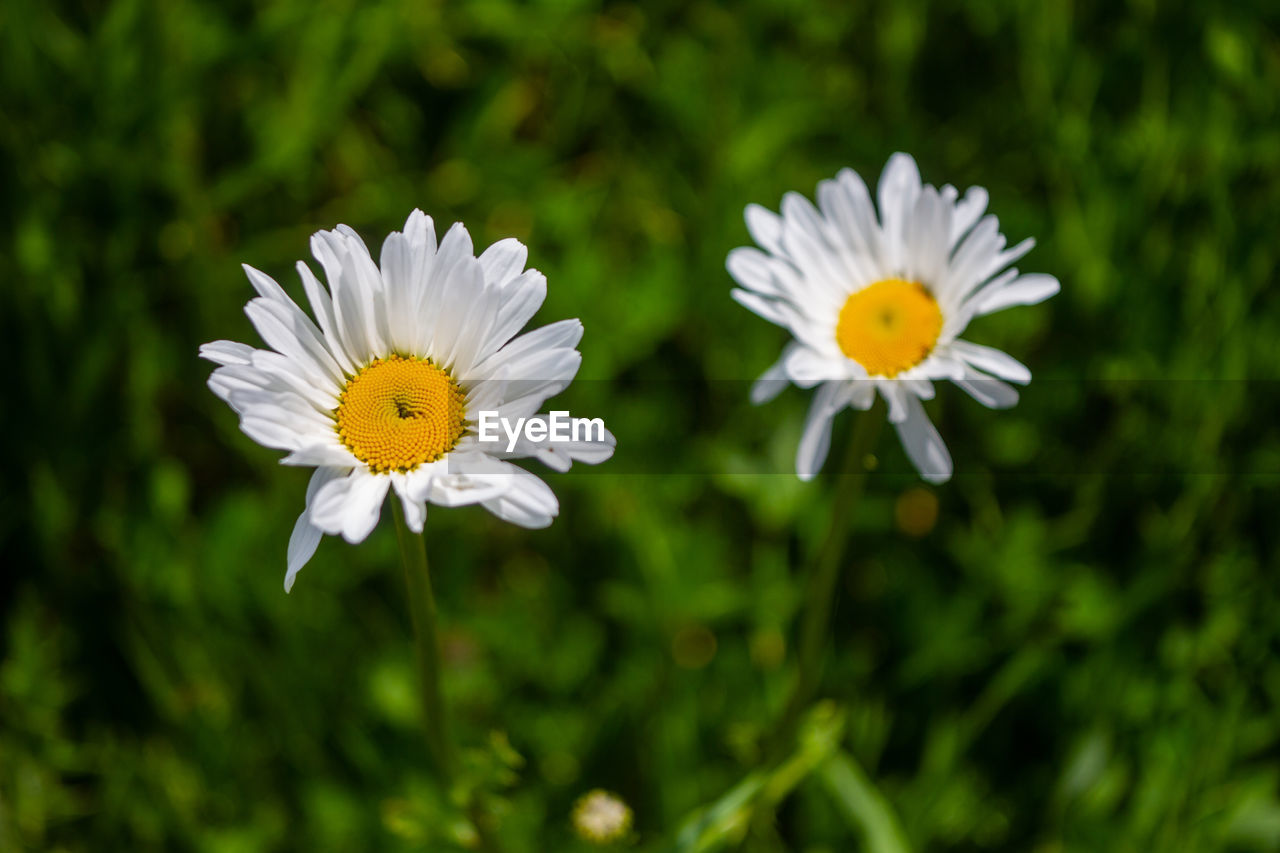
732, 287, 828, 342
849, 381, 876, 411
241, 269, 347, 388
731, 288, 790, 328
938, 215, 1002, 304
778, 206, 847, 308
479, 466, 559, 528
249, 350, 340, 413
208, 364, 278, 405
479, 269, 546, 357
942, 267, 1018, 341
335, 223, 371, 256
312, 231, 374, 364
781, 191, 834, 249
199, 340, 256, 366
784, 345, 845, 388
796, 381, 844, 481
380, 230, 416, 355
296, 261, 357, 375
492, 346, 581, 391
281, 443, 361, 467
416, 222, 475, 354
817, 173, 883, 285
284, 516, 322, 593
435, 222, 475, 273
726, 247, 786, 298
463, 366, 511, 418
905, 185, 951, 287
950, 236, 1038, 309
950, 186, 989, 246
285, 467, 345, 592
949, 340, 1032, 384
478, 238, 528, 287
472, 319, 583, 379
402, 463, 441, 503
230, 388, 335, 434
207, 373, 239, 403
745, 203, 786, 256
877, 152, 922, 272
244, 298, 345, 388
493, 354, 584, 421
894, 393, 952, 483
391, 473, 427, 534
239, 415, 307, 451
879, 381, 910, 424
337, 230, 390, 358
836, 167, 887, 270
342, 473, 390, 543
917, 353, 968, 382
242, 263, 292, 305
446, 263, 504, 376
310, 471, 389, 543
402, 209, 438, 257
898, 377, 936, 401
431, 255, 491, 372
751, 344, 796, 404
429, 455, 514, 506
311, 471, 366, 537
954, 373, 1020, 409
970, 273, 1060, 316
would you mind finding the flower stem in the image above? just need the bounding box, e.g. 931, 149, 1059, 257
392, 504, 454, 780
775, 399, 884, 749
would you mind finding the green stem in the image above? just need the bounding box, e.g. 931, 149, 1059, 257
775, 399, 884, 748
392, 503, 454, 779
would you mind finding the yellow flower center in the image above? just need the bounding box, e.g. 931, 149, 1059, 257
835, 278, 943, 377
335, 355, 467, 473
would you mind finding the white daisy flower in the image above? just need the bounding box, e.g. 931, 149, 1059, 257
572, 789, 633, 844
200, 210, 615, 591
729, 152, 1059, 483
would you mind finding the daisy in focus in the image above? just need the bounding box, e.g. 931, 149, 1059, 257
728, 153, 1059, 483
201, 211, 615, 590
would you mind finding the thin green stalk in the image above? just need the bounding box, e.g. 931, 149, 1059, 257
393, 509, 506, 852
774, 399, 884, 748
392, 504, 454, 779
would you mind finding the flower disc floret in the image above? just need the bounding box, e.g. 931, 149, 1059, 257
335, 355, 466, 473
836, 278, 942, 377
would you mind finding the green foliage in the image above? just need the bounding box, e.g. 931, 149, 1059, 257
3, 0, 1280, 850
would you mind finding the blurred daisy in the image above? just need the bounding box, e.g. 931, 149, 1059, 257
729, 153, 1058, 483
572, 789, 633, 845
201, 211, 614, 590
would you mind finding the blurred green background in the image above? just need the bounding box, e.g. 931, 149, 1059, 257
4, 0, 1280, 850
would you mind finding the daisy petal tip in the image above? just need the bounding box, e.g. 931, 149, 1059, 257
743, 202, 774, 224
750, 379, 788, 406
883, 152, 921, 187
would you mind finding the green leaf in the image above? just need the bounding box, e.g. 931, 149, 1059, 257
819, 750, 912, 853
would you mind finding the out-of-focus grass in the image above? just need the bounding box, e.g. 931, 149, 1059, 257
3, 0, 1280, 850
